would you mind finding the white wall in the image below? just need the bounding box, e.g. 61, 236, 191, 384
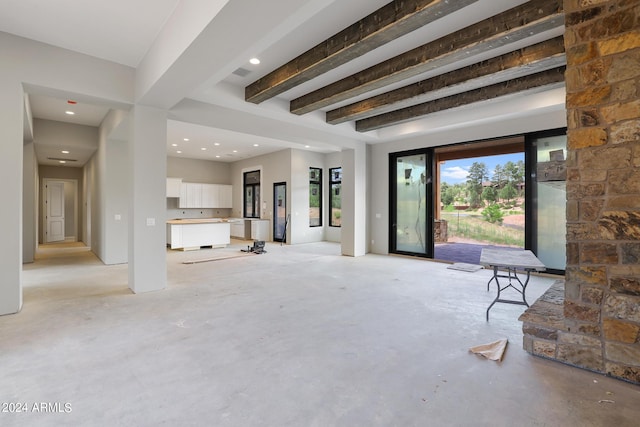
22, 141, 37, 263
92, 109, 130, 265
0, 77, 24, 315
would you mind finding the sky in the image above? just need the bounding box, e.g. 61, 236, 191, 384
440, 153, 524, 184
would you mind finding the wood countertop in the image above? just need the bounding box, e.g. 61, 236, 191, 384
166, 218, 237, 225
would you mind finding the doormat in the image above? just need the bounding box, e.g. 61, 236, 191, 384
447, 262, 484, 272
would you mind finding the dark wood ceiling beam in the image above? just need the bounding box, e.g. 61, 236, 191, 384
244, 0, 479, 104
355, 66, 566, 132
327, 36, 566, 125
291, 0, 564, 115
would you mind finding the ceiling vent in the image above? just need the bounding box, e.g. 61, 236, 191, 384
47, 157, 78, 162
232, 67, 251, 77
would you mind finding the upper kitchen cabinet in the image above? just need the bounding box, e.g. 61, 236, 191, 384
178, 182, 232, 208
166, 178, 182, 198
217, 185, 233, 208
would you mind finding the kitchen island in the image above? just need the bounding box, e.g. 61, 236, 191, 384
166, 218, 240, 250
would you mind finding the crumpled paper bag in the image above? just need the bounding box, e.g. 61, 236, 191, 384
469, 338, 508, 361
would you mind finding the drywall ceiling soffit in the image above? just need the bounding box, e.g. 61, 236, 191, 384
244, 0, 565, 133
0, 0, 180, 67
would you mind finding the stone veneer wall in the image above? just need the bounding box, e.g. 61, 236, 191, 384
523, 0, 640, 384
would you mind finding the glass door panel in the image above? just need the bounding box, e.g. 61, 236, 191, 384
390, 150, 433, 257
527, 131, 567, 272
274, 182, 287, 242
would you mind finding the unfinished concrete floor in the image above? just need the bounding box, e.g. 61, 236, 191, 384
2, 241, 639, 426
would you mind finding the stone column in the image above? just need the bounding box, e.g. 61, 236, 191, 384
564, 0, 640, 383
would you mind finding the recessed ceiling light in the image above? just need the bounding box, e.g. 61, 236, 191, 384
214, 143, 220, 146
253, 144, 259, 147
249, 58, 260, 65
59, 160, 66, 164
177, 150, 182, 154
215, 155, 221, 158
183, 138, 190, 142
171, 143, 178, 147
233, 150, 238, 153
65, 111, 75, 115
305, 145, 311, 148
201, 147, 207, 151
61, 150, 70, 154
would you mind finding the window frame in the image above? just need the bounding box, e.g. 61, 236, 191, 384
309, 167, 322, 227
329, 167, 342, 227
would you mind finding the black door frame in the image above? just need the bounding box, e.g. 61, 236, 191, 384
389, 148, 434, 258
525, 127, 567, 275
273, 182, 287, 243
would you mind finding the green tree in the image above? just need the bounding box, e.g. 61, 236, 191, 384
482, 203, 504, 224
491, 164, 506, 188
503, 160, 524, 187
441, 182, 455, 206
499, 182, 517, 202
467, 162, 488, 187
482, 186, 498, 204
466, 162, 487, 208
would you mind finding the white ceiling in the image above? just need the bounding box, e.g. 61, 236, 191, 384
4, 0, 565, 167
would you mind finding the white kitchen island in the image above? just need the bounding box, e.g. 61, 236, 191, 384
166, 218, 236, 250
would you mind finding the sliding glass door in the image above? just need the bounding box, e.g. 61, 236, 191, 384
273, 182, 287, 243
390, 149, 433, 257
526, 129, 567, 273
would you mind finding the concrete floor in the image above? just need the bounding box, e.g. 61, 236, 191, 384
2, 241, 639, 426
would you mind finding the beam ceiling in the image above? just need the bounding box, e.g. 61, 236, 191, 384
245, 0, 479, 104
356, 66, 566, 132
244, 0, 566, 133
327, 36, 566, 124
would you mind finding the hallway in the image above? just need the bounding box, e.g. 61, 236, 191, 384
4, 243, 639, 426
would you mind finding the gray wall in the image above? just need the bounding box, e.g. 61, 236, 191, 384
167, 156, 231, 183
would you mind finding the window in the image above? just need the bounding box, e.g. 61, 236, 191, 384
309, 167, 322, 227
244, 170, 260, 218
329, 167, 342, 227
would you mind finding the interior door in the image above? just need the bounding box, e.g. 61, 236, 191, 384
46, 181, 65, 243
389, 149, 433, 257
273, 182, 287, 242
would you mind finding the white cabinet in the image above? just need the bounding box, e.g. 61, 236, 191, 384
179, 183, 233, 208
179, 183, 203, 208
166, 178, 182, 198
201, 184, 216, 208
229, 219, 269, 240
251, 219, 269, 241
217, 185, 233, 208
229, 220, 245, 239
167, 221, 231, 249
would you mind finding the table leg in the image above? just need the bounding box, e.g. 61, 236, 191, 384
486, 267, 532, 321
